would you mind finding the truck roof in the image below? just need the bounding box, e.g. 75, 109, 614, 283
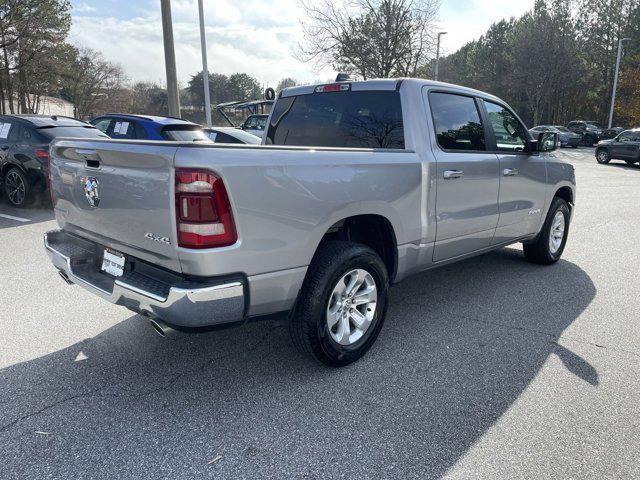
280, 78, 503, 103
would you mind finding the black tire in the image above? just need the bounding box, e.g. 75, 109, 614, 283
523, 197, 571, 265
596, 149, 610, 164
3, 167, 30, 207
582, 134, 594, 147
289, 240, 389, 367
625, 160, 636, 166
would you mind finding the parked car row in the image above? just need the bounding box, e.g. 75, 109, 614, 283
529, 125, 581, 148
0, 113, 262, 206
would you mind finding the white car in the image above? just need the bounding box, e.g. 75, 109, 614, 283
204, 127, 261, 145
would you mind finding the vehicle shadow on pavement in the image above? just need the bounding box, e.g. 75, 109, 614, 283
0, 247, 596, 479
0, 202, 54, 230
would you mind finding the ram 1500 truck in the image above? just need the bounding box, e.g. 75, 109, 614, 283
44, 78, 575, 366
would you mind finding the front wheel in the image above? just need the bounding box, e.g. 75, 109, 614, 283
523, 197, 571, 265
289, 241, 389, 367
596, 149, 610, 164
625, 160, 637, 166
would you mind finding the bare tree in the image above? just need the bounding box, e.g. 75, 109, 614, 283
59, 46, 127, 119
297, 0, 439, 79
276, 77, 299, 91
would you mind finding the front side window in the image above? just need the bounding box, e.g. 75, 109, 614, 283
266, 90, 404, 149
429, 92, 485, 151
618, 132, 633, 142
484, 101, 527, 152
92, 118, 112, 133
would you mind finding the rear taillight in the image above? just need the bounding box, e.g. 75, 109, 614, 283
36, 148, 55, 207
175, 168, 237, 249
35, 148, 50, 161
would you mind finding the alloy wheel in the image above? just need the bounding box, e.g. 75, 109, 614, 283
549, 210, 565, 255
5, 170, 26, 206
326, 268, 378, 346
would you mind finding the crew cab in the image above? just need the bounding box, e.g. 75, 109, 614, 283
44, 78, 575, 366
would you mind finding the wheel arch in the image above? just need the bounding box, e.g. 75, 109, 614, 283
314, 214, 399, 283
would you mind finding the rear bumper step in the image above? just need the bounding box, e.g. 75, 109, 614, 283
44, 230, 246, 328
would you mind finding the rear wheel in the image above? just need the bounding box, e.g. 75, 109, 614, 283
289, 241, 389, 367
625, 160, 637, 166
3, 167, 30, 207
596, 149, 610, 164
523, 197, 571, 265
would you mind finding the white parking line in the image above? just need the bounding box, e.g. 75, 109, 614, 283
0, 213, 29, 222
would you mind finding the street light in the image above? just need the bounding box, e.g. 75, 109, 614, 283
198, 0, 212, 127
434, 31, 447, 81
608, 37, 631, 129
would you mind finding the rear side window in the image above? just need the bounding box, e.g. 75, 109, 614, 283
429, 92, 485, 151
484, 101, 528, 152
161, 126, 210, 142
111, 120, 135, 139
266, 90, 404, 149
212, 132, 242, 144
38, 126, 109, 140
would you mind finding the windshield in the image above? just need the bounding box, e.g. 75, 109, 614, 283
38, 126, 109, 140
266, 90, 405, 149
161, 126, 211, 141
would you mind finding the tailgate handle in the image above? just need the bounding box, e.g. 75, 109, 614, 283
75, 148, 101, 168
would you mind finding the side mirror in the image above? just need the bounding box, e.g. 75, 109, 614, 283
538, 132, 559, 152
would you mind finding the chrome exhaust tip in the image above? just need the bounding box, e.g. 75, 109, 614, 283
149, 318, 175, 338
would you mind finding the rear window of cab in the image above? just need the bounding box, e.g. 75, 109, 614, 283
265, 90, 405, 149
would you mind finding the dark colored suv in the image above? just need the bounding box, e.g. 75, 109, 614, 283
567, 120, 603, 146
0, 115, 108, 207
595, 128, 640, 166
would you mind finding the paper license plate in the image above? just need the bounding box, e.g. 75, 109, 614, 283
101, 249, 125, 277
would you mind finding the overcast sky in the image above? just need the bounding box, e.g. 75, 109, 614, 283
69, 0, 534, 87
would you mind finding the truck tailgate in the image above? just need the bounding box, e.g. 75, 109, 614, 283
50, 139, 181, 272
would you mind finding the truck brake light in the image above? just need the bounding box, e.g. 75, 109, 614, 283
314, 83, 351, 93
175, 168, 237, 249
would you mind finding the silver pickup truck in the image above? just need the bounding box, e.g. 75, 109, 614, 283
44, 78, 575, 366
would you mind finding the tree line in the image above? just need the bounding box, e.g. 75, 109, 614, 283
438, 0, 640, 127
298, 0, 640, 128
0, 0, 296, 123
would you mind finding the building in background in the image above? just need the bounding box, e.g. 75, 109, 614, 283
1, 95, 75, 117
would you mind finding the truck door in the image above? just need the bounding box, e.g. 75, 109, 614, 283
481, 100, 547, 242
425, 90, 500, 262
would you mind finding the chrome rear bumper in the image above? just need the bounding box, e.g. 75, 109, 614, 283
44, 230, 246, 328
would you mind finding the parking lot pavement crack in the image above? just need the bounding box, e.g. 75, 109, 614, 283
0, 326, 281, 436
0, 387, 105, 435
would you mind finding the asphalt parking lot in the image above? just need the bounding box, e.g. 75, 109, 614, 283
1, 147, 639, 479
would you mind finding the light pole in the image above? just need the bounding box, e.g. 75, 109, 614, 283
198, 0, 212, 127
160, 0, 181, 117
434, 31, 447, 81
608, 37, 631, 129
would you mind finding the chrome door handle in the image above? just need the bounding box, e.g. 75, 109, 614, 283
503, 168, 519, 177
443, 170, 464, 180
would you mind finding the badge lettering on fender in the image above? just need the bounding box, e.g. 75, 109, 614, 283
145, 232, 171, 245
